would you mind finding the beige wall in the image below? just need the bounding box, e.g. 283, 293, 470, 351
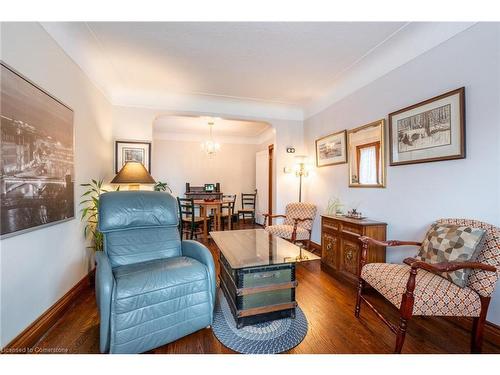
0, 22, 114, 347
152, 139, 257, 202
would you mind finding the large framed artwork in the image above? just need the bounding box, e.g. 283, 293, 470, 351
315, 130, 347, 167
115, 141, 151, 173
1, 62, 75, 238
389, 87, 465, 166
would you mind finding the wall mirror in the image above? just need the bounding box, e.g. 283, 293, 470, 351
347, 119, 386, 188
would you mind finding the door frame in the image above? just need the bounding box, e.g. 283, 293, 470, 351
268, 144, 274, 226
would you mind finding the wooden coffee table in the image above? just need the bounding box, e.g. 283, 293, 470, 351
210, 229, 320, 328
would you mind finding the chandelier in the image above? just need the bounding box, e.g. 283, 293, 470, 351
201, 121, 220, 157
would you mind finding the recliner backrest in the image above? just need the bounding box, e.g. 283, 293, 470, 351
99, 191, 181, 268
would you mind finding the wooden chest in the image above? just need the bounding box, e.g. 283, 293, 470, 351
219, 251, 297, 328
320, 215, 387, 281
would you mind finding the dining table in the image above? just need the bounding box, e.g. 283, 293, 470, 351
193, 199, 234, 241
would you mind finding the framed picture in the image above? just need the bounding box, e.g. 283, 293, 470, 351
315, 130, 347, 167
115, 140, 151, 173
389, 87, 465, 166
1, 62, 75, 238
204, 183, 215, 192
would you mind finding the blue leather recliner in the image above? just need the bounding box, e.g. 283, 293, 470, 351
95, 191, 216, 353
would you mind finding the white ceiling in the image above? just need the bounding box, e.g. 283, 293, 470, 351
154, 115, 270, 137
41, 22, 475, 119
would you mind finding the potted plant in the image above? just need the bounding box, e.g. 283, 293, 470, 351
154, 181, 172, 193
79, 179, 119, 251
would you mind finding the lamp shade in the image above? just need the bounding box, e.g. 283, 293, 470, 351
111, 162, 156, 184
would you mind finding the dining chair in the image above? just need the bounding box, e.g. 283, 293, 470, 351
177, 197, 205, 239
220, 194, 237, 230
238, 189, 257, 225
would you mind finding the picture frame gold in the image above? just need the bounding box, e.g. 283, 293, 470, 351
315, 129, 347, 167
347, 119, 386, 188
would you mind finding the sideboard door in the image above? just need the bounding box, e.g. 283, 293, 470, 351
340, 237, 361, 278
322, 232, 340, 271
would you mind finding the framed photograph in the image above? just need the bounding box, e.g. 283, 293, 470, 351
315, 130, 347, 167
115, 140, 151, 173
1, 62, 75, 238
389, 87, 465, 166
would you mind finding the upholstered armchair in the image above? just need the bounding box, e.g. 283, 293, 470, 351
263, 202, 317, 251
355, 218, 499, 353
96, 191, 216, 354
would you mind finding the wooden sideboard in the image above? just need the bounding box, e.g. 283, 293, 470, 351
321, 215, 387, 282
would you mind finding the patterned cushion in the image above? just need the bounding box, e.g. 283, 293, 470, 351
283, 202, 317, 231
361, 263, 482, 317
416, 223, 486, 287
436, 219, 500, 297
265, 225, 310, 240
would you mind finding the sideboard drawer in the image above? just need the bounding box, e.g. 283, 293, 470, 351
341, 223, 363, 237
322, 218, 340, 232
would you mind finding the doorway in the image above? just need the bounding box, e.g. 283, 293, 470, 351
255, 144, 274, 226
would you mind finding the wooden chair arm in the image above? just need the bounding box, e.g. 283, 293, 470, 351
359, 236, 422, 248
403, 257, 497, 273
290, 218, 313, 243
262, 214, 286, 228
358, 236, 422, 277
263, 214, 286, 219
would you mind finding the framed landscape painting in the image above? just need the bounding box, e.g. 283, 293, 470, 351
115, 140, 151, 173
1, 62, 75, 238
315, 130, 347, 167
389, 87, 465, 166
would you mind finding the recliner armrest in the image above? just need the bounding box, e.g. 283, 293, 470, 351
95, 251, 114, 353
182, 240, 216, 310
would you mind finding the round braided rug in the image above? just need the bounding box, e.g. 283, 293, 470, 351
212, 289, 308, 354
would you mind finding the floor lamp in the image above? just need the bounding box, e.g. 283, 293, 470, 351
294, 156, 309, 202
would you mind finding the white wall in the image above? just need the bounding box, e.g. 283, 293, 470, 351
304, 23, 500, 323
0, 23, 114, 347
152, 139, 257, 200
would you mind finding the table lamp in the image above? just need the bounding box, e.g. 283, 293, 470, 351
111, 161, 156, 190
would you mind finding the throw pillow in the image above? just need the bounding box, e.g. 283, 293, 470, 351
416, 223, 486, 287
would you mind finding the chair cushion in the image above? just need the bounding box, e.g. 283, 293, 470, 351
111, 256, 212, 348
361, 263, 482, 317
265, 224, 310, 240
416, 223, 486, 287
283, 202, 317, 231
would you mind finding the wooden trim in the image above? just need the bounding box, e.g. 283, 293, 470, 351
236, 281, 298, 296
237, 301, 297, 317
356, 141, 380, 185
1, 270, 94, 353
309, 240, 321, 255
268, 144, 274, 225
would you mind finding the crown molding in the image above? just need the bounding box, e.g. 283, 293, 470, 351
304, 22, 477, 119
41, 21, 477, 123
112, 89, 304, 121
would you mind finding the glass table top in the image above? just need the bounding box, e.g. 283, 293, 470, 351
210, 229, 320, 269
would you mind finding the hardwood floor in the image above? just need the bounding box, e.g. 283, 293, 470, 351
34, 223, 500, 354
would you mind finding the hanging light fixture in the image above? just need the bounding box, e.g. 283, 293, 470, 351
201, 120, 220, 157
